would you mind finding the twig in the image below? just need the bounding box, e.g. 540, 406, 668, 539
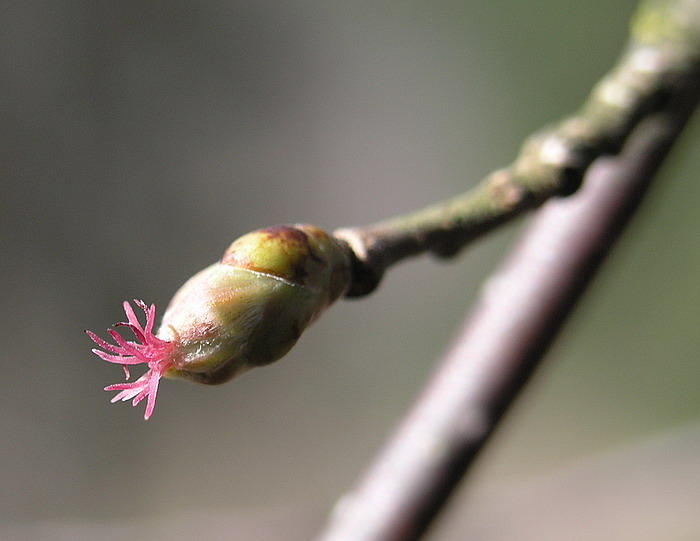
335, 0, 700, 297
316, 1, 700, 540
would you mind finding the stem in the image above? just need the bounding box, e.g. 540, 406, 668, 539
335, 0, 700, 297
316, 1, 700, 540
317, 104, 700, 541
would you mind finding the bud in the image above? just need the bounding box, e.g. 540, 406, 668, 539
161, 224, 352, 383
87, 224, 352, 418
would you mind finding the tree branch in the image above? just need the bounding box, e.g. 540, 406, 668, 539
335, 0, 700, 297
316, 1, 700, 540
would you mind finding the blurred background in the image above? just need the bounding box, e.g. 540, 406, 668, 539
2, 0, 700, 539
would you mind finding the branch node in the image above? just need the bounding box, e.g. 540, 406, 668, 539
334, 228, 386, 297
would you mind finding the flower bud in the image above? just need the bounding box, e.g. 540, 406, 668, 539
161, 224, 352, 384
87, 224, 352, 418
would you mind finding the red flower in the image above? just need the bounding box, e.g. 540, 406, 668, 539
86, 300, 175, 420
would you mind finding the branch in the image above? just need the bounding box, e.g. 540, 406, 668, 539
335, 0, 700, 297
315, 2, 700, 540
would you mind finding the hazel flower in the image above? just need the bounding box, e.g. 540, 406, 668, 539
86, 300, 176, 420
87, 224, 353, 420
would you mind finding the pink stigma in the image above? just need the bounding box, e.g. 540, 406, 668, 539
86, 300, 175, 420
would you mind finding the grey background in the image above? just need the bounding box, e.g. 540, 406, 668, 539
3, 0, 700, 539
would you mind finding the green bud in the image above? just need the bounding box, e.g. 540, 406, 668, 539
159, 224, 352, 385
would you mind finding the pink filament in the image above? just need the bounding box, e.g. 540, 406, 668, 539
86, 300, 175, 420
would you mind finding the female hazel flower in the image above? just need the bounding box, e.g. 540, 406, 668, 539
87, 224, 352, 419
86, 301, 175, 420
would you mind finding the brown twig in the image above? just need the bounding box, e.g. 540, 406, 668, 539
317, 1, 700, 540
334, 0, 700, 297
318, 93, 700, 541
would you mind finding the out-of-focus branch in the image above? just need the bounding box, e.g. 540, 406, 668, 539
317, 1, 700, 540
335, 0, 700, 297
